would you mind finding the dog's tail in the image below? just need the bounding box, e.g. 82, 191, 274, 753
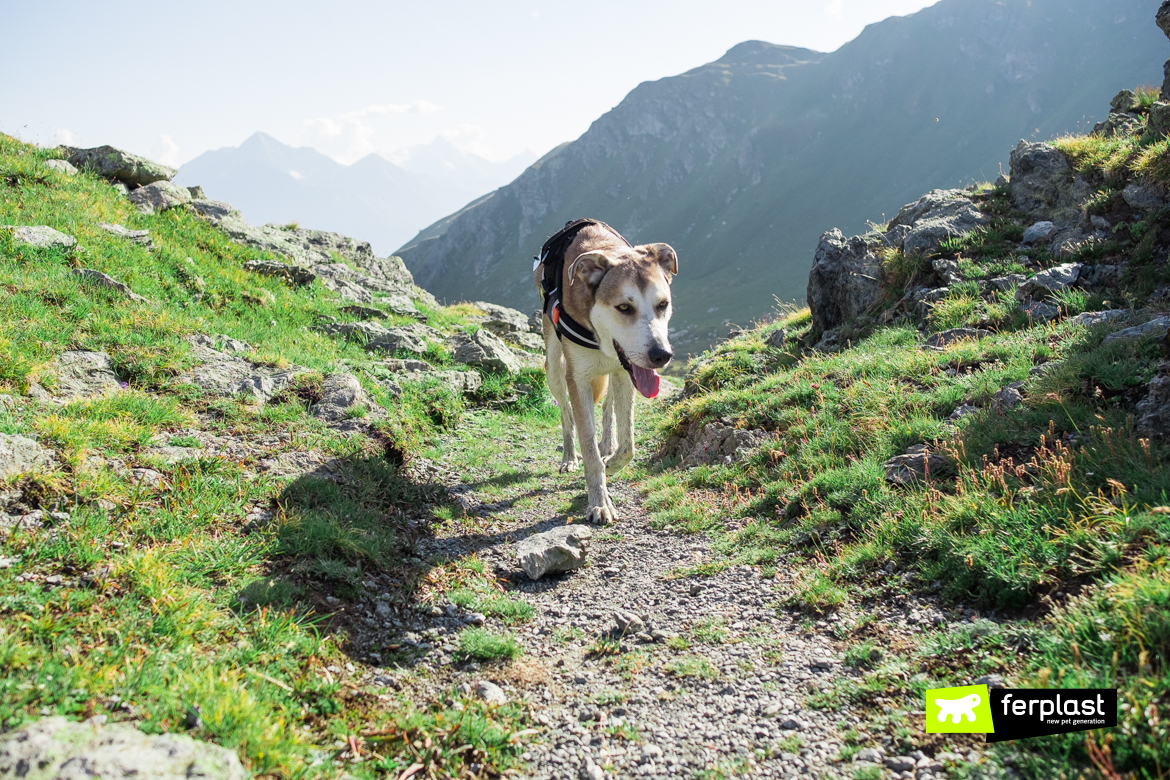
591, 375, 608, 405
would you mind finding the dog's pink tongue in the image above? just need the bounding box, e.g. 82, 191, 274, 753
632, 364, 660, 399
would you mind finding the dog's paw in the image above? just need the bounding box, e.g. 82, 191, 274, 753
586, 496, 616, 526
603, 448, 633, 477
558, 455, 580, 473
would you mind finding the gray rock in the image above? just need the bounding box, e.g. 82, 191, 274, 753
1015, 263, 1082, 301
65, 145, 176, 186
0, 433, 58, 480
1022, 221, 1057, 244
43, 159, 77, 175
806, 229, 883, 335
97, 222, 153, 248
472, 301, 530, 335
49, 350, 122, 399
1071, 309, 1129, 327
182, 335, 302, 402
1009, 141, 1089, 222
854, 748, 884, 763
974, 674, 1007, 689
339, 305, 388, 320
949, 403, 977, 420
473, 680, 507, 705
128, 180, 192, 214
516, 524, 593, 580
924, 328, 992, 348
0, 716, 243, 780
579, 760, 606, 780
311, 374, 369, 422
614, 610, 646, 635
1102, 316, 1170, 345
368, 325, 443, 356
993, 387, 1024, 411
1159, 1, 1170, 41
1093, 112, 1144, 139
1019, 299, 1059, 323
3, 225, 76, 250
1151, 102, 1170, 136
765, 328, 788, 349
1122, 182, 1165, 212
188, 334, 252, 354
884, 444, 947, 485
885, 756, 917, 772
504, 331, 545, 352
1110, 89, 1141, 114
448, 329, 521, 373
243, 260, 316, 285
781, 718, 804, 730
1079, 264, 1124, 289
73, 269, 149, 303
186, 185, 207, 199
129, 468, 165, 489
376, 294, 423, 319
315, 321, 391, 343
987, 274, 1026, 294
887, 189, 990, 257
1138, 374, 1170, 437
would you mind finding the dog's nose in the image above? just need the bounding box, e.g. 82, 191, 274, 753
647, 345, 673, 367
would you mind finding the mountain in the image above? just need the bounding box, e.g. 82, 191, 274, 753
175, 133, 535, 255
395, 0, 1167, 355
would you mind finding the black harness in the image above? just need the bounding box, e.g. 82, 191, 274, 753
536, 218, 632, 350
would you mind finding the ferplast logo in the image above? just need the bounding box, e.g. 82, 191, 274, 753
925, 685, 995, 734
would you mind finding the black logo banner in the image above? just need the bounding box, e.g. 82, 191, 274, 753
986, 689, 1117, 743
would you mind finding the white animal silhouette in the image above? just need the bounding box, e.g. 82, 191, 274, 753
935, 693, 981, 724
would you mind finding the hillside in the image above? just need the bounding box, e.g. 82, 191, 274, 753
397, 0, 1166, 356
175, 133, 535, 255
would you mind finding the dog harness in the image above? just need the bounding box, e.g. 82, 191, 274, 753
536, 218, 632, 350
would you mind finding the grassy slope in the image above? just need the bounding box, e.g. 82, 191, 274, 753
0, 134, 553, 778
643, 103, 1170, 778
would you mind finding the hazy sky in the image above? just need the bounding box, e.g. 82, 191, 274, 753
4, 0, 937, 167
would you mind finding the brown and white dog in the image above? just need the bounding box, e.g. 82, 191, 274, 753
536, 222, 677, 525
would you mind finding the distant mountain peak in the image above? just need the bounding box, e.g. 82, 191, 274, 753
715, 41, 824, 66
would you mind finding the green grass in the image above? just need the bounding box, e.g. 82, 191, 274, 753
665, 655, 718, 679
457, 628, 521, 662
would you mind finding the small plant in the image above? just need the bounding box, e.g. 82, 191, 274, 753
691, 616, 728, 645
587, 637, 622, 656
666, 634, 691, 651
843, 641, 884, 670
169, 435, 200, 448
665, 655, 718, 679
457, 628, 520, 662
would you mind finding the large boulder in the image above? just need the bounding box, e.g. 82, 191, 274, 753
311, 373, 372, 422
243, 260, 316, 285
128, 180, 192, 214
48, 351, 123, 400
1015, 263, 1082, 301
886, 190, 989, 257
806, 229, 882, 336
1102, 316, 1170, 345
472, 301, 530, 335
65, 145, 176, 186
0, 716, 244, 780
0, 433, 58, 480
447, 329, 521, 373
1008, 141, 1089, 222
1122, 182, 1165, 212
367, 324, 444, 355
182, 335, 303, 402
516, 525, 593, 580
3, 225, 76, 251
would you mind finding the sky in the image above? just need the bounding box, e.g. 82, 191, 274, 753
3, 0, 937, 168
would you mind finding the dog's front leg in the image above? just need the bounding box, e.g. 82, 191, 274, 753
567, 371, 615, 525
604, 371, 635, 476
599, 387, 616, 460
545, 339, 579, 472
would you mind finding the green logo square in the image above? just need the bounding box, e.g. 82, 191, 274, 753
925, 684, 994, 733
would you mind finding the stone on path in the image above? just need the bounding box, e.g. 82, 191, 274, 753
614, 610, 645, 635
73, 269, 149, 303
66, 145, 177, 186
473, 681, 507, 705
0, 716, 244, 780
0, 433, 58, 480
516, 525, 593, 580
3, 225, 76, 250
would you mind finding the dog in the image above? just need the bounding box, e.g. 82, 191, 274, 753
536, 220, 677, 525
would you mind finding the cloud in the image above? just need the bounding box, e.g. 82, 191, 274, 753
153, 134, 182, 167
54, 128, 78, 146
302, 100, 444, 163
825, 0, 844, 20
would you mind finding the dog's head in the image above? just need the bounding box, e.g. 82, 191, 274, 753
568, 242, 678, 398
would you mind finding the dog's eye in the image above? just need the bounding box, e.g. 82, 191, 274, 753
656, 300, 669, 312
616, 303, 633, 314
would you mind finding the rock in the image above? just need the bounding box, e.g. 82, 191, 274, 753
472, 301, 530, 334
781, 718, 804, 730
1110, 89, 1141, 114
1015, 263, 1082, 301
311, 374, 369, 422
974, 674, 1007, 689
377, 294, 424, 319
887, 189, 990, 257
854, 747, 884, 763
97, 222, 153, 248
924, 328, 992, 348
0, 716, 243, 780
183, 335, 302, 402
448, 329, 521, 373
189, 334, 251, 354
640, 745, 664, 764
579, 760, 606, 780
992, 386, 1024, 410
884, 444, 947, 485
765, 328, 788, 349
1159, 1, 1170, 41
1079, 264, 1124, 289
129, 468, 165, 489
1020, 299, 1059, 323
243, 260, 316, 285
1071, 309, 1129, 327
1102, 316, 1170, 345
806, 229, 882, 335
73, 269, 149, 303
987, 274, 1026, 294
1022, 221, 1057, 244
340, 305, 388, 320
65, 145, 176, 186
516, 524, 593, 580
664, 417, 764, 466
614, 610, 645, 635
3, 225, 76, 250
1093, 112, 1144, 139
0, 433, 58, 479
1122, 182, 1165, 212
315, 321, 392, 344
368, 325, 443, 356
1150, 102, 1170, 136
48, 350, 122, 399
186, 185, 207, 199
473, 681, 507, 705
504, 331, 545, 352
43, 159, 77, 175
128, 180, 192, 214
885, 756, 918, 772
1138, 374, 1170, 437
1009, 140, 1088, 221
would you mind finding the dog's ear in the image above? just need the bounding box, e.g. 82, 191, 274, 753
568, 250, 614, 287
642, 243, 678, 279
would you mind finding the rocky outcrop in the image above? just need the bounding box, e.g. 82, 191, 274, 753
661, 417, 765, 466
0, 716, 244, 780
806, 230, 883, 335
886, 190, 989, 257
516, 525, 593, 580
447, 329, 521, 374
64, 145, 177, 186
98, 222, 153, 248
182, 335, 305, 402
41, 351, 123, 400
128, 180, 192, 214
0, 433, 58, 479
3, 225, 76, 250
1008, 141, 1090, 223
73, 269, 149, 303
